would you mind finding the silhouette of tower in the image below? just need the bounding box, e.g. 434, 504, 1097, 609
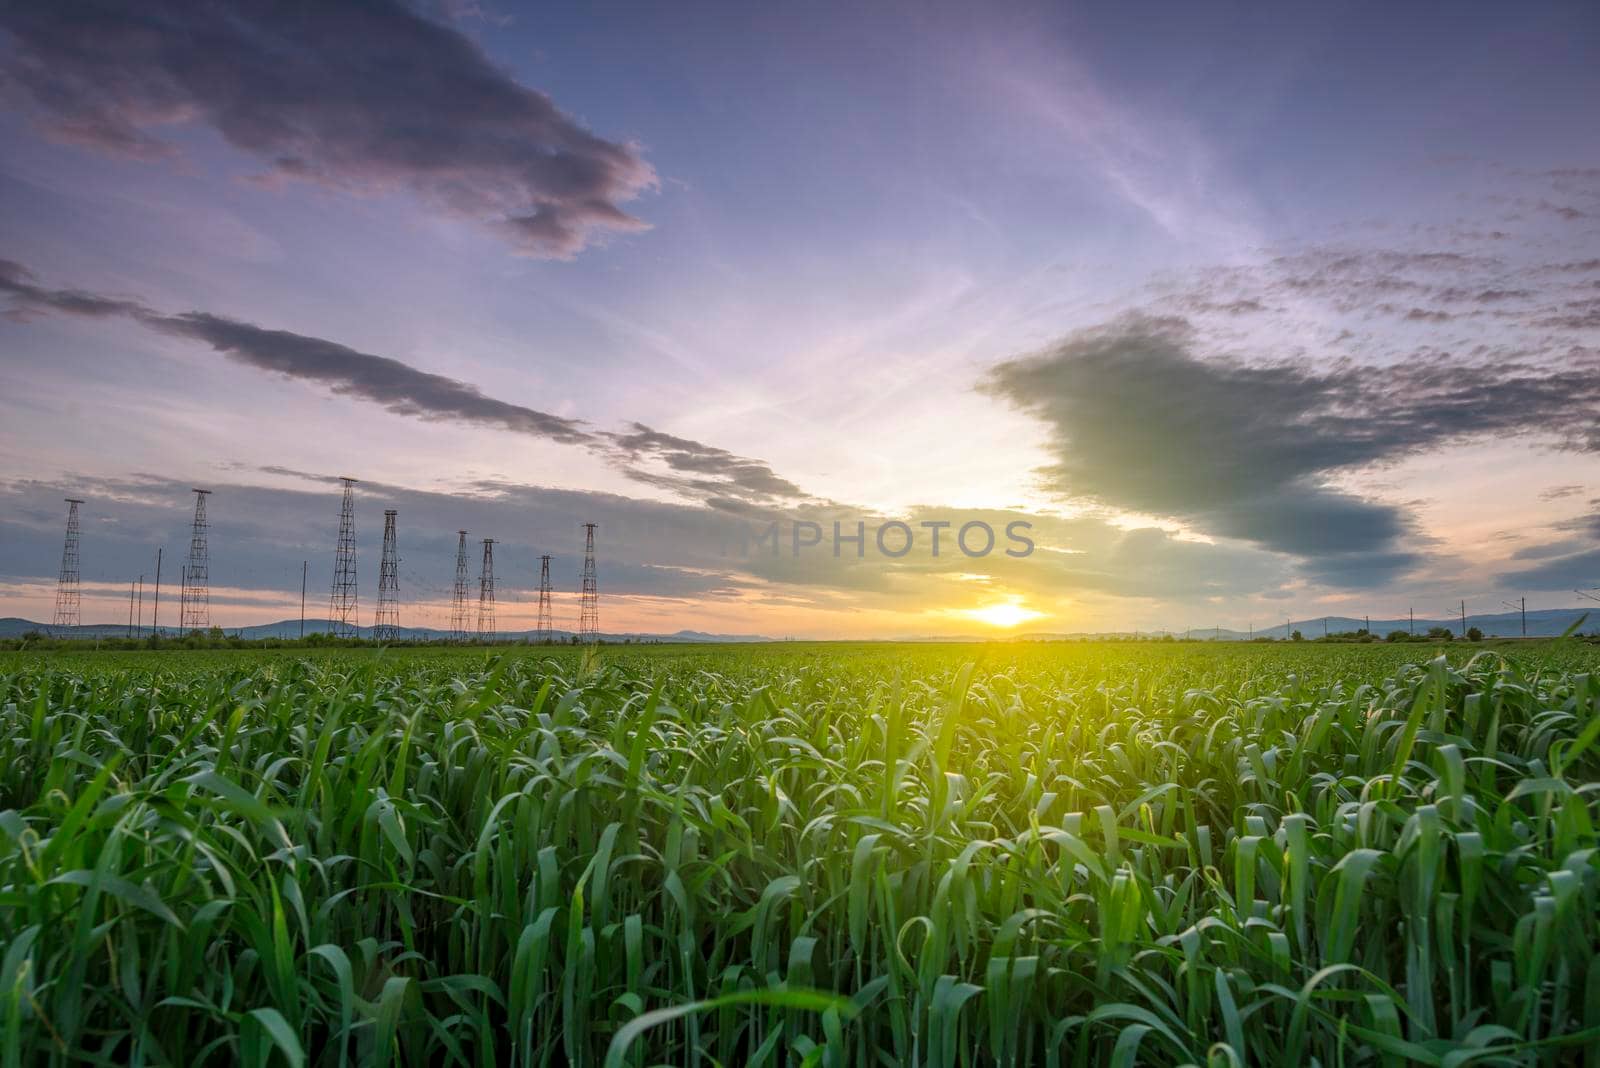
328, 477, 359, 639
477, 538, 496, 641
450, 530, 470, 642
374, 509, 399, 642
53, 498, 83, 634
536, 553, 554, 642
579, 523, 599, 643
180, 489, 212, 632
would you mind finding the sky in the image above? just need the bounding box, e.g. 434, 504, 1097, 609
1, 0, 1597, 638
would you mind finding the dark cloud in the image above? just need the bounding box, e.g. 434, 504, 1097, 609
0, 258, 148, 320
1498, 549, 1600, 592
602, 423, 810, 506
982, 315, 1600, 579
2, 257, 816, 506
0, 0, 654, 257
143, 311, 595, 444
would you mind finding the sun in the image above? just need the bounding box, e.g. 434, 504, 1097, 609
964, 601, 1045, 628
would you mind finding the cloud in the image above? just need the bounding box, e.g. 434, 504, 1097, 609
2, 256, 813, 507
0, 0, 654, 257
1538, 484, 1585, 502
1498, 549, 1600, 592
601, 423, 810, 506
144, 311, 596, 444
0, 258, 148, 320
982, 315, 1600, 579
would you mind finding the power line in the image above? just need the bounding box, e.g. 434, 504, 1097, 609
1501, 597, 1525, 638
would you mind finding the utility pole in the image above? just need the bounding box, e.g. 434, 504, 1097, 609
1409, 606, 1414, 636
152, 547, 162, 635
1460, 600, 1467, 637
1502, 597, 1525, 638
128, 580, 136, 638
300, 560, 307, 639
135, 575, 143, 637
1323, 617, 1329, 638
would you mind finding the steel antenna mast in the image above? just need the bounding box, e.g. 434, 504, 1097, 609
180, 489, 212, 632
328, 477, 359, 639
374, 510, 400, 642
451, 531, 470, 642
536, 554, 554, 643
579, 523, 599, 643
477, 538, 496, 642
53, 498, 84, 635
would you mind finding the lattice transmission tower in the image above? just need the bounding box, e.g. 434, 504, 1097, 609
477, 538, 496, 642
536, 554, 554, 642
180, 489, 212, 632
579, 523, 599, 643
53, 498, 83, 634
450, 530, 471, 642
374, 509, 400, 642
328, 477, 359, 638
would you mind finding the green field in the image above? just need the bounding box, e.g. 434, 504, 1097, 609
2, 641, 1599, 1066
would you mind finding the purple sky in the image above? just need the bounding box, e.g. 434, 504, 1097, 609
1, 0, 1597, 636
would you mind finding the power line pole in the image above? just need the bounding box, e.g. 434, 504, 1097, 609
152, 547, 162, 635
53, 498, 83, 635
300, 561, 307, 639
374, 509, 399, 642
1502, 597, 1525, 638
1460, 600, 1467, 637
135, 574, 143, 638
329, 477, 359, 639
180, 489, 212, 632
1409, 606, 1414, 636
579, 523, 599, 643
450, 531, 470, 642
477, 538, 496, 642
128, 580, 136, 638
536, 553, 554, 643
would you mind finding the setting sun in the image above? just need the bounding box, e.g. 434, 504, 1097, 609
965, 601, 1045, 628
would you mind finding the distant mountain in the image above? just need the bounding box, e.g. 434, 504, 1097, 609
1021, 608, 1596, 641
0, 617, 778, 643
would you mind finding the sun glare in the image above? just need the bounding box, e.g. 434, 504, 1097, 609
965, 601, 1045, 628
